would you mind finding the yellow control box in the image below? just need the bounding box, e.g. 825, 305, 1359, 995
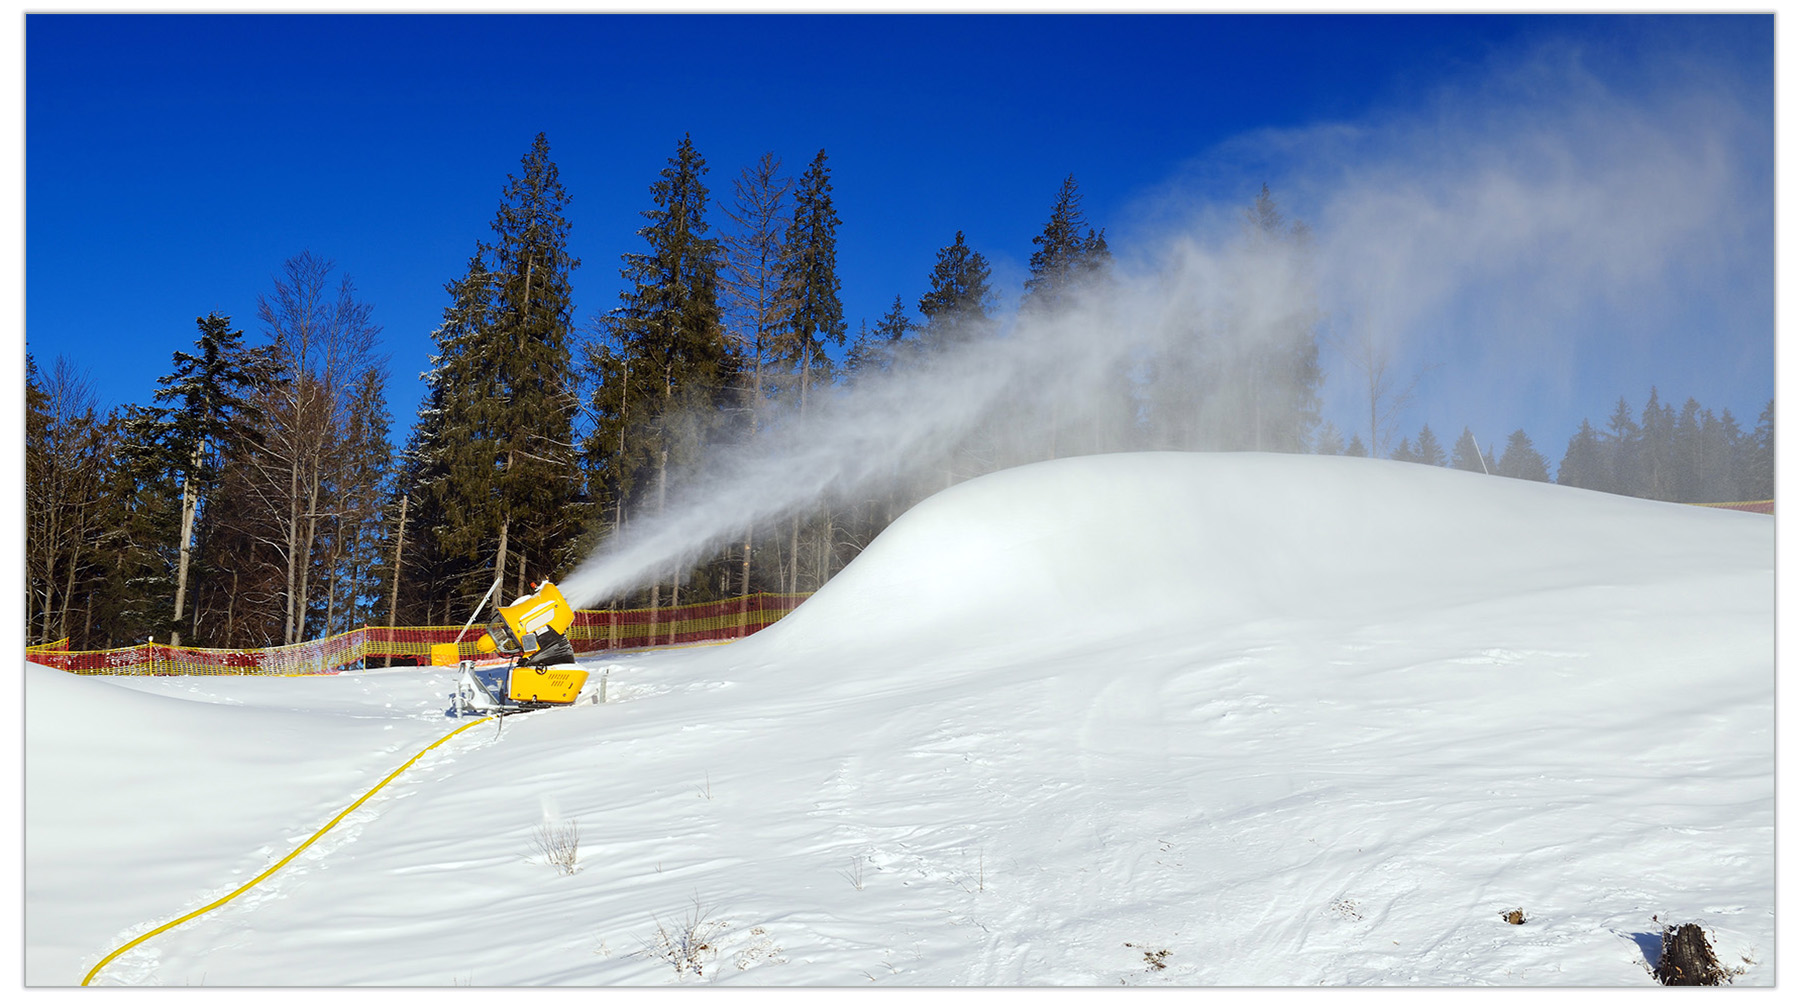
507, 667, 588, 705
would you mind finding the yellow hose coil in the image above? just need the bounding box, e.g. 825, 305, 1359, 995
81, 715, 496, 986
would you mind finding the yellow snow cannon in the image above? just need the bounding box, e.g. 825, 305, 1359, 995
454, 580, 590, 715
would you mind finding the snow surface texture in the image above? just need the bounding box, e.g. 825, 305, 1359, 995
26, 453, 1772, 986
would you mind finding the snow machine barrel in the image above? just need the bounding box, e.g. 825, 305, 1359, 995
476, 579, 577, 669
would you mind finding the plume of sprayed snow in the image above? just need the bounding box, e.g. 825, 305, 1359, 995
556, 270, 1222, 607
559, 230, 1331, 609
558, 42, 1766, 609
1179, 38, 1769, 429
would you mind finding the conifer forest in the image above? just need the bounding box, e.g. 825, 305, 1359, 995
24, 132, 1775, 652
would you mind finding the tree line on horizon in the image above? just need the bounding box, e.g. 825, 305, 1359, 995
1333, 390, 1773, 505
24, 132, 1775, 651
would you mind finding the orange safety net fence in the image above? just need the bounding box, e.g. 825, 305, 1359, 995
26, 592, 811, 677
1686, 499, 1774, 515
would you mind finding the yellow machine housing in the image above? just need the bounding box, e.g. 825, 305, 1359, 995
476, 581, 576, 657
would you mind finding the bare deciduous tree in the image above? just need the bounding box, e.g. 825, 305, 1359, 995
1332, 319, 1436, 459
25, 358, 110, 646
245, 252, 384, 644
719, 152, 791, 611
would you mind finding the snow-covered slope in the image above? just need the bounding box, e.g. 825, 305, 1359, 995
26, 453, 1773, 986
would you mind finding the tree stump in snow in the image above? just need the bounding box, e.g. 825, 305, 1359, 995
1654, 923, 1726, 986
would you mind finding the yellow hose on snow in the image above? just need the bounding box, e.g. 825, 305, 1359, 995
81, 715, 496, 986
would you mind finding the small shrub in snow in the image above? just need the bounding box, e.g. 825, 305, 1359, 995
1329, 898, 1363, 921
1500, 908, 1527, 925
640, 897, 721, 981
531, 819, 581, 875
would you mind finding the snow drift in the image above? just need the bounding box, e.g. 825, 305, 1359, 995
26, 453, 1773, 986
760, 450, 1762, 650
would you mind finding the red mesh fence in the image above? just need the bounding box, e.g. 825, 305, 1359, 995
26, 592, 811, 677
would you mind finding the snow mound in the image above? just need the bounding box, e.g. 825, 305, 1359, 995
757, 451, 1767, 654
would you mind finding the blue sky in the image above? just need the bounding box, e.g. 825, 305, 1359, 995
24, 12, 1774, 457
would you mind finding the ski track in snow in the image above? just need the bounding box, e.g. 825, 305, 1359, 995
26, 454, 1772, 986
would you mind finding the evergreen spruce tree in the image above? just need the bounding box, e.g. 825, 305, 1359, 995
861, 293, 914, 372
1452, 427, 1488, 473
1746, 399, 1774, 500
135, 313, 271, 645
845, 320, 880, 383
397, 375, 449, 629
918, 231, 993, 350
1669, 398, 1706, 502
1556, 419, 1606, 491
1343, 434, 1369, 458
1413, 424, 1447, 467
1313, 421, 1345, 456
424, 257, 513, 616
876, 293, 913, 344
419, 134, 583, 612
596, 133, 733, 607
835, 294, 921, 567
114, 402, 187, 642
1023, 174, 1110, 316
483, 131, 584, 597
1638, 387, 1676, 501
399, 250, 498, 625
1699, 408, 1744, 502
82, 409, 172, 648
578, 334, 637, 573
1497, 429, 1551, 482
774, 149, 846, 408
773, 149, 848, 589
1024, 174, 1122, 457
1389, 436, 1418, 463
1604, 397, 1643, 497
917, 231, 1000, 484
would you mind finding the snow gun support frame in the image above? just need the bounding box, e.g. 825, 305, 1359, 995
441, 579, 590, 716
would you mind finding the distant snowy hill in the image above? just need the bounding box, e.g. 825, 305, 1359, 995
26, 453, 1773, 986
